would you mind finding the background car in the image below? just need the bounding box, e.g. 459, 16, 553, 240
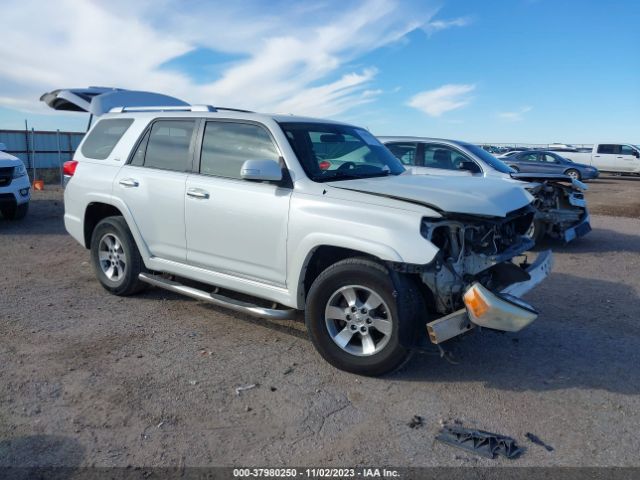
505, 150, 599, 181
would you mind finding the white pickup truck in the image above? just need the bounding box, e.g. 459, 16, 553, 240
550, 144, 640, 174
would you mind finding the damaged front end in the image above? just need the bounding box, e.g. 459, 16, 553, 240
516, 174, 591, 242
408, 206, 553, 345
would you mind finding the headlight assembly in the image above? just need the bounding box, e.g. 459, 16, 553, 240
13, 165, 27, 178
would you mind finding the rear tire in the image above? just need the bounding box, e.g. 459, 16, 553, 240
90, 216, 147, 296
305, 257, 422, 376
1, 202, 28, 220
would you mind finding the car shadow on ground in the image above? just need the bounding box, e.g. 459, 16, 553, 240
0, 434, 84, 473
394, 272, 640, 394
0, 199, 67, 235
139, 287, 309, 340
535, 227, 640, 254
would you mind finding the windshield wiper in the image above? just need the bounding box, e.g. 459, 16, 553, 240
319, 171, 393, 182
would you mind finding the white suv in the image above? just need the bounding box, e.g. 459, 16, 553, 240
0, 143, 30, 220
63, 105, 552, 375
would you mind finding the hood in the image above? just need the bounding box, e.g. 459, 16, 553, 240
0, 150, 23, 168
326, 174, 534, 218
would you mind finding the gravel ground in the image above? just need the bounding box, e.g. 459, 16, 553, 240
0, 177, 639, 469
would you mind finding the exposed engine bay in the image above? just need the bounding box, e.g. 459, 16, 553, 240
419, 207, 535, 314
513, 174, 590, 242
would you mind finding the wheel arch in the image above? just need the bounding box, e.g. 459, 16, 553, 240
82, 199, 150, 260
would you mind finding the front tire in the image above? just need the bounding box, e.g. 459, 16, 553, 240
565, 168, 581, 181
305, 258, 422, 376
525, 218, 546, 243
90, 216, 147, 296
1, 202, 28, 220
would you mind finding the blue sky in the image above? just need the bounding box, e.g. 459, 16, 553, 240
0, 0, 638, 143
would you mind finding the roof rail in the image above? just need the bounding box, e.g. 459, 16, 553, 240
216, 107, 255, 113
109, 105, 217, 113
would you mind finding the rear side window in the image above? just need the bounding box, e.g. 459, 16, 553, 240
200, 121, 279, 179
386, 142, 418, 165
81, 118, 134, 159
143, 120, 195, 171
597, 144, 617, 154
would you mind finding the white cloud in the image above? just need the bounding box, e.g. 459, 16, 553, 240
407, 84, 476, 117
423, 16, 473, 35
498, 106, 533, 121
0, 0, 441, 118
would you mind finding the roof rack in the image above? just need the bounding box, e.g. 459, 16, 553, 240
216, 107, 254, 113
109, 105, 217, 113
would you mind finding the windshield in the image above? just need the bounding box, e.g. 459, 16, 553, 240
279, 122, 405, 182
461, 143, 515, 174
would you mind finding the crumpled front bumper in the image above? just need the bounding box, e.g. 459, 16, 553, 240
427, 251, 553, 344
562, 213, 591, 243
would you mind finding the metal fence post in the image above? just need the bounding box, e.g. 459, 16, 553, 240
56, 129, 63, 186
30, 127, 36, 181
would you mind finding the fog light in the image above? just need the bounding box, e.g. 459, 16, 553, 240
20, 188, 29, 197
463, 286, 489, 318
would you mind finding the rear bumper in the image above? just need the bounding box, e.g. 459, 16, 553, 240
427, 251, 553, 343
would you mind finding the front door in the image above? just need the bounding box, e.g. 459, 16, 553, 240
185, 120, 291, 286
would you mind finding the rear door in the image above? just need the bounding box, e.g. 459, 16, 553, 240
509, 152, 540, 172
114, 119, 197, 262
184, 120, 291, 286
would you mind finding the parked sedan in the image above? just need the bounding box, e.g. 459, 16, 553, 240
505, 150, 599, 181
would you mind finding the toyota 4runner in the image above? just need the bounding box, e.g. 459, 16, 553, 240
62, 105, 553, 376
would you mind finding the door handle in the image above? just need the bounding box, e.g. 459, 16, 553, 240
593, 155, 600, 158
119, 178, 139, 187
187, 188, 210, 199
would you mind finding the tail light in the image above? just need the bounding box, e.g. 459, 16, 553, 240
63, 160, 79, 177
319, 160, 331, 170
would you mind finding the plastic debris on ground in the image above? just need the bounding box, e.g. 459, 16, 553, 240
525, 432, 554, 451
436, 425, 523, 459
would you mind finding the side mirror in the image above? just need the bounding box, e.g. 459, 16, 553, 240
240, 159, 283, 182
459, 160, 481, 173
634, 150, 640, 158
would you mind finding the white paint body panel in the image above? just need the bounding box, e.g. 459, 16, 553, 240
0, 151, 31, 206
64, 113, 535, 310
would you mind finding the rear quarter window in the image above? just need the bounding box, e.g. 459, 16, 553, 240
81, 118, 134, 159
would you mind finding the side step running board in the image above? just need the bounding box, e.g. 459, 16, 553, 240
138, 273, 297, 320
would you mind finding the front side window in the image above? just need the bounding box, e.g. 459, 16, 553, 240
81, 118, 134, 160
386, 142, 418, 166
423, 144, 472, 170
543, 154, 559, 163
620, 145, 636, 156
200, 122, 280, 179
279, 122, 404, 182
